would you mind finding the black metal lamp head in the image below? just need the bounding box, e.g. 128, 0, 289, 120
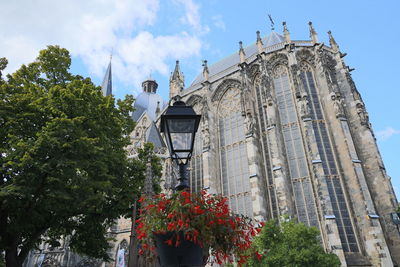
160, 100, 201, 166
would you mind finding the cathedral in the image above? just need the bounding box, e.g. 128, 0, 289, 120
25, 21, 400, 267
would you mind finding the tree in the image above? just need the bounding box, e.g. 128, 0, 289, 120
0, 46, 145, 267
244, 219, 341, 267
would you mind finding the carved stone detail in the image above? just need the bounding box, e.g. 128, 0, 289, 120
249, 63, 260, 81
42, 257, 61, 267
212, 78, 241, 102
75, 257, 102, 267
317, 49, 337, 72
266, 53, 289, 75
296, 49, 316, 68
299, 92, 311, 119
356, 101, 370, 128
244, 111, 256, 136
186, 94, 203, 107
331, 92, 345, 118
217, 87, 241, 117
346, 72, 363, 102
201, 98, 210, 150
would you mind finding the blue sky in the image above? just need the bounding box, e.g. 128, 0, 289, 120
1, 0, 399, 199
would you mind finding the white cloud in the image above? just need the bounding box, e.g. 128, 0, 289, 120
174, 0, 209, 34
0, 0, 205, 94
212, 15, 226, 30
377, 127, 400, 141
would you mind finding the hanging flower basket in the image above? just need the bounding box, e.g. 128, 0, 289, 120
136, 190, 265, 266
154, 231, 208, 266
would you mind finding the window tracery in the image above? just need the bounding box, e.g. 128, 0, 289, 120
299, 63, 359, 252
272, 64, 319, 227
253, 74, 278, 218
189, 103, 203, 193
218, 87, 252, 217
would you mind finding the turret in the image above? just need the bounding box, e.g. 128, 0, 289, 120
239, 41, 246, 64
142, 77, 158, 93
169, 60, 184, 99
308, 21, 319, 44
256, 31, 263, 53
328, 30, 339, 53
283, 22, 291, 43
202, 60, 209, 81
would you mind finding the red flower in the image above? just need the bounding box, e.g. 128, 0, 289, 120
194, 206, 205, 215
138, 196, 145, 203
255, 251, 263, 261
165, 239, 173, 246
167, 222, 175, 231
181, 191, 190, 198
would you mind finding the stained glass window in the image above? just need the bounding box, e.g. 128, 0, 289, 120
218, 87, 253, 217
273, 65, 318, 227
299, 64, 359, 252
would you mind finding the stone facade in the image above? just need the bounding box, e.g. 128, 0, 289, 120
157, 22, 399, 266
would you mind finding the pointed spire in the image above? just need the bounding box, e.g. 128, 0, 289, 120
239, 41, 246, 64
328, 30, 339, 52
101, 60, 112, 96
283, 22, 291, 43
256, 31, 263, 53
171, 60, 184, 81
308, 21, 319, 44
202, 60, 209, 81
169, 60, 184, 99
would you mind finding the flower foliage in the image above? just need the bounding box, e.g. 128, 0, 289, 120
136, 190, 264, 266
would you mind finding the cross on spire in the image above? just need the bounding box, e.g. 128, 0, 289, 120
268, 14, 275, 31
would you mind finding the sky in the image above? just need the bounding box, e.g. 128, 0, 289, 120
1, 0, 399, 199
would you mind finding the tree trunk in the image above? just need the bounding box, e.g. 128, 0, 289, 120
5, 245, 22, 267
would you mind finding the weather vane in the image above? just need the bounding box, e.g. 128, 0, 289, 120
268, 14, 275, 31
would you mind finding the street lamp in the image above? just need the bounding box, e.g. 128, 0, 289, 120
160, 100, 201, 191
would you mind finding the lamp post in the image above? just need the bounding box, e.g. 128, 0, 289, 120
160, 99, 201, 191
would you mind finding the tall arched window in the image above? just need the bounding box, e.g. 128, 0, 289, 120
299, 62, 359, 253
218, 87, 252, 217
253, 74, 278, 219
115, 239, 128, 267
189, 104, 203, 192
272, 64, 318, 227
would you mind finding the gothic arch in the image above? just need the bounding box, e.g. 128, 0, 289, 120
249, 63, 260, 82
186, 94, 203, 107
318, 49, 337, 72
216, 86, 253, 217
266, 53, 289, 75
298, 60, 314, 72
296, 48, 316, 68
115, 239, 129, 267
272, 64, 289, 79
212, 78, 241, 102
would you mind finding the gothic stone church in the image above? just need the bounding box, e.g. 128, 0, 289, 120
26, 21, 400, 267
156, 22, 399, 266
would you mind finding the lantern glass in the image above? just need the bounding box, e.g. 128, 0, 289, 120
160, 101, 201, 165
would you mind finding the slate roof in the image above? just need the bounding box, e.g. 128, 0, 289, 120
145, 122, 165, 148
132, 92, 164, 121
189, 31, 285, 87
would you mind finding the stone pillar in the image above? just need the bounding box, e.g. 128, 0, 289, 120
313, 47, 396, 265
335, 67, 400, 265
263, 94, 293, 217
300, 113, 346, 264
